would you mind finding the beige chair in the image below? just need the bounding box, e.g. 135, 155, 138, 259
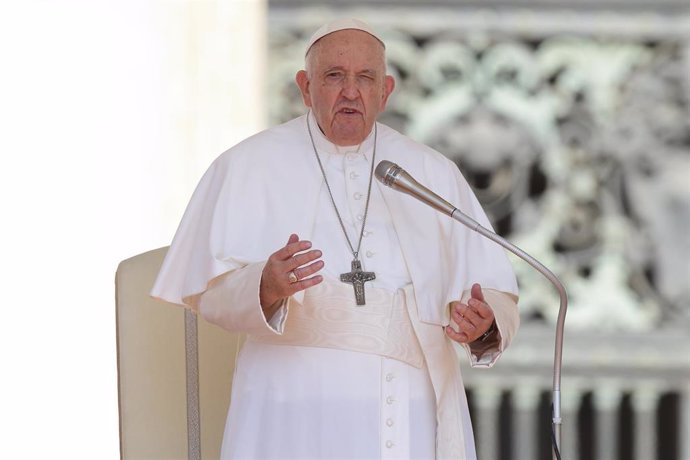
116, 247, 244, 460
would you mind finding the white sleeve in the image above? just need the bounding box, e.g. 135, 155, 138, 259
198, 261, 290, 335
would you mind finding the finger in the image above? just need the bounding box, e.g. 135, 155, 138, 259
471, 283, 485, 302
288, 274, 323, 293
470, 302, 493, 321
468, 296, 493, 320
274, 239, 313, 261
287, 249, 323, 270
276, 234, 301, 261
450, 301, 474, 326
468, 301, 491, 319
293, 260, 324, 281
445, 325, 469, 343
450, 305, 465, 325
461, 313, 479, 330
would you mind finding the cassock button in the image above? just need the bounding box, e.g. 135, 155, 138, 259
386, 396, 395, 404
350, 171, 359, 179
386, 418, 394, 427
386, 440, 394, 449
357, 215, 363, 221
347, 154, 357, 161
385, 373, 395, 382
353, 192, 362, 200
366, 250, 375, 258
363, 230, 372, 237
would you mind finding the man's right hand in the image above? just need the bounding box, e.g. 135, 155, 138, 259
259, 233, 324, 316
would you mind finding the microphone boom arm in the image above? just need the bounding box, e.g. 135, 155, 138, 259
452, 207, 567, 460
376, 160, 567, 460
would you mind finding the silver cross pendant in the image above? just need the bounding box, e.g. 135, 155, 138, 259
340, 259, 376, 306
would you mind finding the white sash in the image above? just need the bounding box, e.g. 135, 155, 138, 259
249, 280, 424, 369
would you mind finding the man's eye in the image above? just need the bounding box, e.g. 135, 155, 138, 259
326, 72, 342, 79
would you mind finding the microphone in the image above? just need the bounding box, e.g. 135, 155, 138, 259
375, 160, 482, 229
375, 160, 568, 460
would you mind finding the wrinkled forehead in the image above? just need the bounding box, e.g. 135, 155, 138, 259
305, 29, 387, 72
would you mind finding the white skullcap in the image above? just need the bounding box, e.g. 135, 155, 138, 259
305, 18, 385, 56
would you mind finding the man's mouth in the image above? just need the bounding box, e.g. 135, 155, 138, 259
338, 108, 361, 115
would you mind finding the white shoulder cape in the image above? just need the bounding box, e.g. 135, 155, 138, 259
151, 114, 518, 326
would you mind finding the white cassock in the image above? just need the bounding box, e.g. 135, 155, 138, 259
151, 112, 520, 459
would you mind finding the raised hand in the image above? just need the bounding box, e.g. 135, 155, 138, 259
259, 234, 324, 313
445, 283, 496, 344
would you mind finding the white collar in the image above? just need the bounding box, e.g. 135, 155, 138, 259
307, 110, 376, 164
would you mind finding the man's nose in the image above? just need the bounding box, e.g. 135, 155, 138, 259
341, 76, 360, 99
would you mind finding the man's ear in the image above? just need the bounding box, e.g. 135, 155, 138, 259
295, 70, 312, 107
381, 75, 396, 109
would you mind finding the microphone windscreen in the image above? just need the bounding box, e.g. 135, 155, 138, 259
374, 160, 399, 186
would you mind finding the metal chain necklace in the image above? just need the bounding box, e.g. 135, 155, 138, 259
307, 113, 376, 305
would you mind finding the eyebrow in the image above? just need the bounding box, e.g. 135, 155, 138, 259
323, 66, 378, 76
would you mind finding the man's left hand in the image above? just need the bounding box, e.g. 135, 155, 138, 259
445, 283, 496, 344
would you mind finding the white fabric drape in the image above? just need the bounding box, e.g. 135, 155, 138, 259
151, 112, 520, 458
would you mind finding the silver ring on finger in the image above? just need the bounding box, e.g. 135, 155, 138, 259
287, 270, 298, 284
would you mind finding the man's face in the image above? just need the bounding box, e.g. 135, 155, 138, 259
296, 29, 395, 146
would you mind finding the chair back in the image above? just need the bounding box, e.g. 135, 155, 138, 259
116, 247, 243, 460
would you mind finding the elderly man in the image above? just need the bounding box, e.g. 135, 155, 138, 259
152, 18, 519, 459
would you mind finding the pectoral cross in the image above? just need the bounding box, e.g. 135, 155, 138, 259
340, 259, 376, 306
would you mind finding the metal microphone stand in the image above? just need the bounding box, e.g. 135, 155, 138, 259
450, 210, 568, 460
